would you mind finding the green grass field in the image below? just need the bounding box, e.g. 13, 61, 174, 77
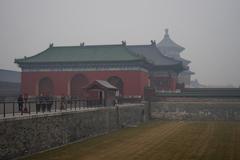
22, 121, 240, 160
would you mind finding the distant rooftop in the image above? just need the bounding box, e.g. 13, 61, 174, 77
15, 42, 183, 68
0, 69, 20, 83
157, 29, 185, 54
157, 29, 194, 74
15, 44, 143, 64
127, 44, 181, 66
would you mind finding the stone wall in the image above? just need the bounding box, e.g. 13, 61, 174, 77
0, 104, 149, 160
151, 101, 240, 120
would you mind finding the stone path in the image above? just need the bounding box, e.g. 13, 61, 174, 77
0, 107, 100, 120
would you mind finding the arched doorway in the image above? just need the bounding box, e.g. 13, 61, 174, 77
39, 77, 54, 95
70, 74, 89, 97
107, 76, 124, 96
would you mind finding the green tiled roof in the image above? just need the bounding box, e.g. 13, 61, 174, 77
15, 45, 142, 64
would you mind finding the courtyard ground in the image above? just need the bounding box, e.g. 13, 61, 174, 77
22, 121, 240, 160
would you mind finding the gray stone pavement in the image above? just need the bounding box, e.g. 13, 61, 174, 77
0, 103, 143, 120
0, 107, 101, 120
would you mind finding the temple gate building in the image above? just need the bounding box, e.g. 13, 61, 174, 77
15, 41, 186, 99
157, 29, 194, 88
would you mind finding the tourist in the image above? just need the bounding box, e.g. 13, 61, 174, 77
17, 94, 24, 112
60, 95, 66, 110
36, 95, 41, 113
39, 93, 47, 112
113, 98, 118, 106
47, 95, 53, 112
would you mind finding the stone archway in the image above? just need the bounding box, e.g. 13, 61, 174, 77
70, 74, 89, 97
39, 77, 54, 95
107, 76, 124, 96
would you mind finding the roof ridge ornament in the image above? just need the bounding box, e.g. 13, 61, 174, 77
121, 40, 126, 46
49, 43, 54, 48
80, 42, 85, 47
150, 40, 156, 46
164, 28, 169, 38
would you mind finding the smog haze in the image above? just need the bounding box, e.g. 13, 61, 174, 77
0, 0, 240, 86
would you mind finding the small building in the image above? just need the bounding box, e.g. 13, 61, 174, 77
85, 80, 118, 106
15, 41, 186, 99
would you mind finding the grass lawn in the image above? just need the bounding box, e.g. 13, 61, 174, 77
22, 121, 240, 160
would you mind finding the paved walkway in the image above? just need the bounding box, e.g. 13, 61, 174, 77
0, 107, 101, 120
0, 103, 142, 120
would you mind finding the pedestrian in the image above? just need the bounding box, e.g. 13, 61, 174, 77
39, 93, 46, 112
113, 98, 118, 106
36, 95, 41, 112
60, 95, 65, 110
23, 94, 29, 113
42, 94, 47, 112
47, 94, 53, 112
17, 94, 24, 111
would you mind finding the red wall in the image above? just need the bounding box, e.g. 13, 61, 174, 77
169, 77, 177, 91
151, 76, 177, 91
21, 70, 149, 97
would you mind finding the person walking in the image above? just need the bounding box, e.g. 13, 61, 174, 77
17, 94, 24, 112
60, 95, 66, 110
47, 94, 53, 112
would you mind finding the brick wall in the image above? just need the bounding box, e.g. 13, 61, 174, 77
151, 101, 240, 120
0, 104, 149, 160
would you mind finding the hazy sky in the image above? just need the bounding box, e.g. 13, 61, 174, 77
0, 0, 240, 86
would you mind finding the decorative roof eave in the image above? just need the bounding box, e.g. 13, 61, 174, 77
15, 59, 142, 64
158, 45, 185, 53
181, 70, 195, 75
15, 58, 145, 65
152, 62, 187, 73
173, 56, 191, 64
14, 59, 148, 68
16, 59, 152, 72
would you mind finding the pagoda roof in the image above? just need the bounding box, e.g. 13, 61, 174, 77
127, 43, 182, 66
15, 44, 143, 64
157, 29, 185, 53
173, 56, 191, 65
